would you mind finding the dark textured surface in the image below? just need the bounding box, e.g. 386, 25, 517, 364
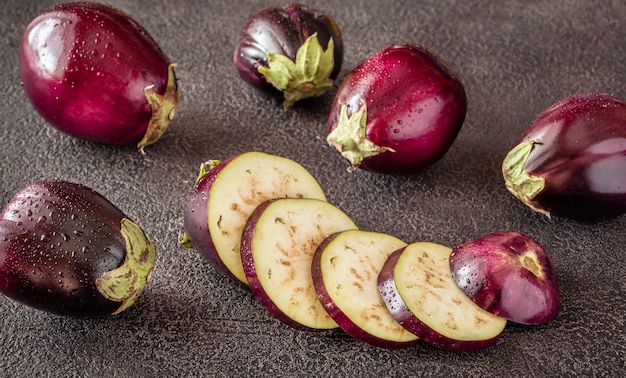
1, 0, 625, 377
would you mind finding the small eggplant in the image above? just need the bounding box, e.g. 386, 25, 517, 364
233, 3, 343, 108
19, 2, 179, 151
0, 180, 156, 317
449, 232, 560, 325
327, 44, 467, 174
502, 92, 626, 219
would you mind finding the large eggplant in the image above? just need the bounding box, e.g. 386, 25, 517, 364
19, 2, 179, 151
0, 180, 156, 317
502, 92, 626, 219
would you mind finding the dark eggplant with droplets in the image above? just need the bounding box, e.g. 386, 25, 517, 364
233, 2, 343, 108
502, 92, 626, 219
19, 2, 179, 151
0, 180, 156, 317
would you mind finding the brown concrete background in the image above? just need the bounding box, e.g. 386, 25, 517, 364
1, 1, 625, 376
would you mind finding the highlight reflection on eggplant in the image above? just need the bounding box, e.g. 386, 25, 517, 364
19, 2, 179, 151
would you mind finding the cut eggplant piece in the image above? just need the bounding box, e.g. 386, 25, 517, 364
182, 151, 327, 284
241, 198, 357, 330
312, 230, 418, 348
449, 232, 560, 325
378, 242, 507, 351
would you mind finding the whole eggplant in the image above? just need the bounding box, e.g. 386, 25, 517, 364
233, 3, 343, 108
0, 180, 156, 317
502, 92, 626, 219
327, 44, 467, 174
19, 2, 179, 151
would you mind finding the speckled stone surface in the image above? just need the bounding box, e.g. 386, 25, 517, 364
1, 1, 625, 377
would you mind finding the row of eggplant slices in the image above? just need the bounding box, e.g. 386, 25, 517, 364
179, 151, 560, 352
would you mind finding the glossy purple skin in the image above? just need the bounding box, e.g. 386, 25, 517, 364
449, 232, 560, 325
513, 92, 626, 219
328, 44, 467, 174
0, 181, 127, 317
378, 248, 501, 352
233, 2, 343, 93
19, 2, 172, 145
311, 233, 419, 349
182, 156, 240, 283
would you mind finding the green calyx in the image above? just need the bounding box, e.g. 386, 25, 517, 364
95, 218, 157, 315
326, 101, 394, 172
258, 33, 335, 108
178, 231, 193, 250
197, 159, 222, 180
138, 63, 180, 153
502, 139, 548, 216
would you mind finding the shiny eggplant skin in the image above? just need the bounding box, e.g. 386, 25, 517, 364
327, 44, 467, 174
502, 92, 626, 219
233, 3, 343, 107
0, 180, 156, 317
449, 232, 560, 325
19, 2, 179, 150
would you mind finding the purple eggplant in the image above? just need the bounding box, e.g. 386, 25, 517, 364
449, 232, 560, 325
502, 92, 626, 219
233, 3, 343, 108
19, 2, 179, 151
0, 180, 156, 317
327, 44, 467, 174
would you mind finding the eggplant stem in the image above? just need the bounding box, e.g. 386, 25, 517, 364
502, 140, 549, 216
95, 218, 157, 315
327, 101, 394, 172
258, 33, 335, 108
178, 230, 194, 249
520, 252, 543, 278
138, 63, 180, 153
197, 159, 222, 180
